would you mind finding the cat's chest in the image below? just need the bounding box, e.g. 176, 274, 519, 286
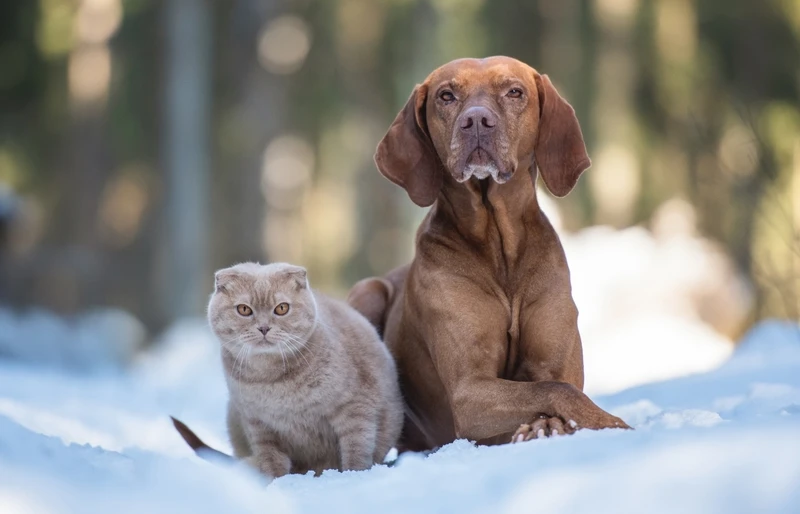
232, 373, 337, 417
236, 380, 339, 458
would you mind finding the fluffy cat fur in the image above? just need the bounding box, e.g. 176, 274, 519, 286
178, 261, 403, 479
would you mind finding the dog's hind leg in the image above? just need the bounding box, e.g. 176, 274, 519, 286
346, 277, 394, 337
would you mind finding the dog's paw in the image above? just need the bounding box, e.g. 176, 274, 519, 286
511, 416, 576, 443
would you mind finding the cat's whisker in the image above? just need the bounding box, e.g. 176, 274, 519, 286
243, 334, 260, 345
240, 345, 254, 396
277, 341, 288, 374
233, 341, 246, 373
281, 332, 312, 350
233, 341, 249, 397
218, 335, 245, 346
283, 335, 313, 361
282, 331, 310, 343
230, 345, 244, 397
277, 332, 309, 353
243, 345, 253, 380
281, 337, 312, 368
221, 330, 263, 348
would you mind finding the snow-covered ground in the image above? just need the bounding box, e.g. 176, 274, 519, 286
0, 199, 795, 513
1, 317, 799, 514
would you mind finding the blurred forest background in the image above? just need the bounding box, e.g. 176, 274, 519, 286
1, 0, 799, 336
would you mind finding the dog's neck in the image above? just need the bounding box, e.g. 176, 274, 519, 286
431, 160, 543, 265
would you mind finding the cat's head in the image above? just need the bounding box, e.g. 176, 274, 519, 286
207, 262, 317, 355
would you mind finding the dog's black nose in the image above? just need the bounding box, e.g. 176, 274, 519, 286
257, 326, 270, 335
459, 106, 497, 131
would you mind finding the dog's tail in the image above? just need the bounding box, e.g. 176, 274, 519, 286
170, 416, 235, 464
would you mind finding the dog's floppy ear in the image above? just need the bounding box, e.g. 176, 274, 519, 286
375, 84, 442, 207
534, 74, 591, 197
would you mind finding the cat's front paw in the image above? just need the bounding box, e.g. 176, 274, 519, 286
242, 454, 291, 479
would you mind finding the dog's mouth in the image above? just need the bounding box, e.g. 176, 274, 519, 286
455, 147, 511, 184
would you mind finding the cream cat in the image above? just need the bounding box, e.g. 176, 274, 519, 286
173, 262, 403, 479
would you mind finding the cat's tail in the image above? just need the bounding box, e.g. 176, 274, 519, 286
170, 416, 235, 464
346, 276, 395, 337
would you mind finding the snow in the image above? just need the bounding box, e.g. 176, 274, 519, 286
0, 318, 799, 514
541, 196, 752, 395
0, 307, 146, 371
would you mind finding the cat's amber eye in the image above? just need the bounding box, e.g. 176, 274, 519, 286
236, 304, 253, 316
274, 302, 289, 316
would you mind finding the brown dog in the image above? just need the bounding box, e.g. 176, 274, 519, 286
348, 56, 629, 452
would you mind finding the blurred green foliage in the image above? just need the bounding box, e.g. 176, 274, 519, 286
0, 0, 799, 332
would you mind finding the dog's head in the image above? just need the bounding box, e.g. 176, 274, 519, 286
375, 56, 590, 206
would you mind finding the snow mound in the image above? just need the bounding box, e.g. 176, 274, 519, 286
0, 307, 146, 371
540, 197, 753, 395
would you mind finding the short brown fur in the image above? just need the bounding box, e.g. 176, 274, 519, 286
349, 56, 629, 450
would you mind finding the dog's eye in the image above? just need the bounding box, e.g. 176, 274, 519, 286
439, 90, 455, 103
274, 302, 290, 316
236, 304, 253, 316
507, 88, 523, 98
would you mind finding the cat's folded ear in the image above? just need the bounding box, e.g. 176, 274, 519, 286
214, 268, 238, 293
282, 264, 308, 290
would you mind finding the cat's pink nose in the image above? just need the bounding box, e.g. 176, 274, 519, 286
257, 326, 270, 335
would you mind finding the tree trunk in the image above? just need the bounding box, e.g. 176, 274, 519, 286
161, 0, 213, 319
